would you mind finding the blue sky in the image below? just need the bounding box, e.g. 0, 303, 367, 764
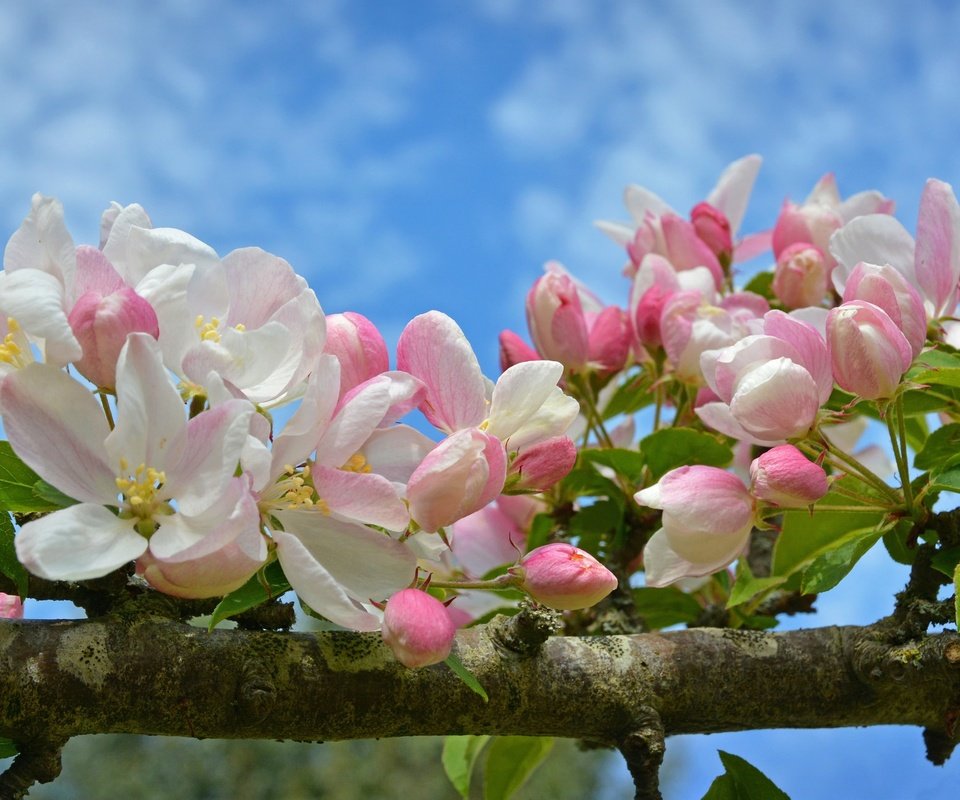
4, 1, 960, 797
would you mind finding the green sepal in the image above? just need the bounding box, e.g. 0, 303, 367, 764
208, 559, 290, 630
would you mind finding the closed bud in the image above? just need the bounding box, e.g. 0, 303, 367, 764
381, 588, 456, 668
690, 202, 733, 265
511, 543, 618, 610
750, 445, 828, 508
68, 287, 159, 389
772, 242, 829, 309
507, 436, 577, 492
525, 269, 589, 370
324, 312, 389, 398
0, 593, 23, 619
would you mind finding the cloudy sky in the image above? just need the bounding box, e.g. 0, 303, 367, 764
4, 1, 960, 797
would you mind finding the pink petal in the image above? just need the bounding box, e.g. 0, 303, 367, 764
396, 311, 486, 433
312, 465, 410, 531
915, 178, 960, 317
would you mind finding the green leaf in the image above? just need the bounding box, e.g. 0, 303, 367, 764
909, 348, 960, 388
0, 441, 75, 513
568, 500, 622, 541
701, 751, 791, 800
800, 527, 885, 594
640, 428, 733, 481
914, 423, 960, 470
442, 735, 490, 799
929, 468, 960, 495
208, 560, 290, 629
580, 448, 646, 482
524, 513, 554, 554
727, 560, 786, 609
445, 652, 488, 703
932, 545, 960, 578
742, 271, 774, 301
483, 736, 554, 800
0, 738, 17, 759
31, 479, 79, 510
559, 467, 622, 501
632, 586, 703, 629
602, 370, 654, 420
0, 512, 28, 599
773, 478, 888, 579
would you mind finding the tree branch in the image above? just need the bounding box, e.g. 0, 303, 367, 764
1, 617, 958, 754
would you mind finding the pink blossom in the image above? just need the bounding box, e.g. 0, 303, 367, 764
498, 329, 539, 371
381, 588, 456, 668
507, 435, 577, 492
690, 202, 734, 264
750, 445, 828, 508
772, 243, 830, 309
660, 292, 750, 383
511, 543, 617, 610
323, 312, 389, 400
636, 465, 756, 587
526, 267, 590, 370
842, 262, 926, 357
827, 300, 913, 400
697, 311, 832, 445
0, 594, 23, 619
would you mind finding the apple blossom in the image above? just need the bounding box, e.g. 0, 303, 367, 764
636, 465, 756, 587
3, 334, 265, 593
827, 300, 913, 400
381, 588, 456, 668
511, 543, 618, 610
772, 243, 830, 310
842, 262, 926, 357
323, 312, 389, 399
750, 445, 829, 508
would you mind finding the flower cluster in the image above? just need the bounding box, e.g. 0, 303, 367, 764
0, 195, 611, 668
5, 154, 960, 668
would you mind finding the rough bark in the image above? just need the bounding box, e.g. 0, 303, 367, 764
1, 616, 958, 746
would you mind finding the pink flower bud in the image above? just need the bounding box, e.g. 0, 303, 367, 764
323, 312, 390, 398
586, 305, 631, 374
406, 429, 507, 533
750, 445, 828, 508
508, 436, 577, 492
67, 287, 159, 389
511, 543, 617, 610
772, 195, 843, 262
525, 270, 589, 370
690, 202, 733, 264
381, 588, 456, 668
772, 242, 829, 309
842, 262, 926, 357
827, 300, 913, 400
636, 465, 755, 587
0, 593, 23, 619
498, 329, 539, 372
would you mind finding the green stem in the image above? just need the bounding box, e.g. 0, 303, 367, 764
888, 394, 916, 516
799, 437, 900, 504
98, 390, 115, 430
429, 574, 521, 592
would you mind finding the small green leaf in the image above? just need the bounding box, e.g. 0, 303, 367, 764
208, 560, 290, 629
914, 423, 960, 471
483, 736, 554, 800
445, 652, 489, 702
800, 527, 885, 594
442, 735, 490, 799
31, 479, 79, 510
0, 512, 28, 599
701, 751, 791, 800
602, 371, 655, 420
727, 560, 786, 609
0, 738, 18, 759
524, 513, 555, 553
580, 448, 646, 482
742, 271, 774, 301
909, 349, 960, 388
568, 500, 622, 540
932, 545, 960, 578
559, 467, 622, 501
882, 518, 917, 565
640, 428, 733, 481
929, 468, 960, 495
632, 586, 704, 629
0, 442, 74, 513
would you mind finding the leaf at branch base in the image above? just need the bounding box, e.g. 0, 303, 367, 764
914, 422, 960, 471
0, 737, 17, 759
0, 512, 28, 599
727, 560, 787, 609
483, 736, 554, 800
640, 428, 733, 481
208, 560, 290, 629
442, 735, 490, 799
701, 750, 791, 800
800, 527, 885, 594
445, 652, 488, 703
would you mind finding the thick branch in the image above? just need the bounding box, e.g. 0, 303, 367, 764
1, 619, 959, 750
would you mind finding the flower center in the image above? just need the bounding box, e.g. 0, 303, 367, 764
115, 459, 173, 536
272, 464, 330, 514
194, 315, 246, 344
0, 319, 30, 369
340, 453, 372, 473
